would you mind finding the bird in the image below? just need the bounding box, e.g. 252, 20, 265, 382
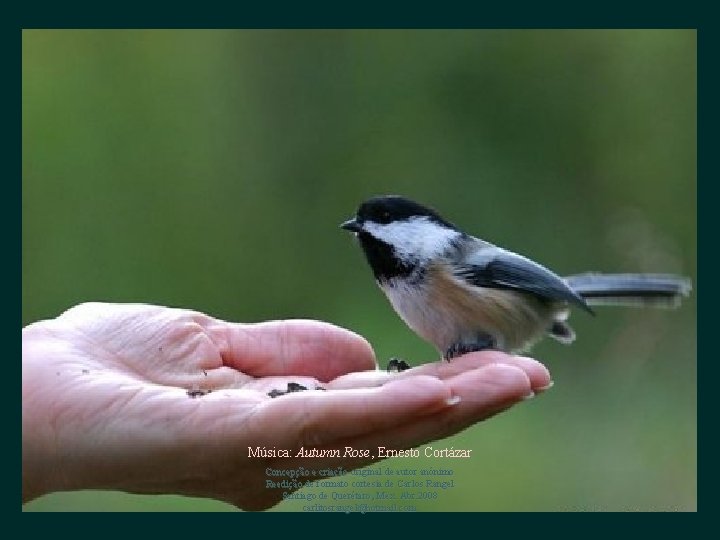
340, 195, 692, 360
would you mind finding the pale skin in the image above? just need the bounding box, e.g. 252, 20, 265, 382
22, 302, 552, 510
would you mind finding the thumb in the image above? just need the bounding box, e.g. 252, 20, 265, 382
206, 319, 377, 382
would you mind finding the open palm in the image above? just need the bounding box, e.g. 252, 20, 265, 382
22, 302, 551, 509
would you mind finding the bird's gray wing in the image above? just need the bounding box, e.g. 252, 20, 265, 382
454, 246, 594, 314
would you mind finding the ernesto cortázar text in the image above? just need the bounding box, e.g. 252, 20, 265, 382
248, 446, 472, 458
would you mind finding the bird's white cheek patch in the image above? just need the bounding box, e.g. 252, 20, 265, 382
363, 217, 461, 262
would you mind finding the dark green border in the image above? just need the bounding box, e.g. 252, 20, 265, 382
13, 1, 702, 29
15, 3, 703, 522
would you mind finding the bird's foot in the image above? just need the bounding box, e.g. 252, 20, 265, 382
444, 336, 496, 361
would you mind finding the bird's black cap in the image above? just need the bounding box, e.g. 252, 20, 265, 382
353, 195, 457, 229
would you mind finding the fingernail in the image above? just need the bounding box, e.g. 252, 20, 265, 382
536, 380, 554, 393
521, 391, 536, 401
445, 395, 462, 406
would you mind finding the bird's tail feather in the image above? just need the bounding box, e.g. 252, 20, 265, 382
565, 273, 692, 308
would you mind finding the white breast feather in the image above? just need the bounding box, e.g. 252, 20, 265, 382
380, 267, 562, 354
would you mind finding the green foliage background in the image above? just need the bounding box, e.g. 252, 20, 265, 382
22, 29, 696, 511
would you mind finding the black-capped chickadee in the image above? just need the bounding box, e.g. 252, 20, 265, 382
340, 195, 692, 360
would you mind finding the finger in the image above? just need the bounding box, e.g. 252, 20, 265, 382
327, 369, 395, 390
277, 363, 533, 471
344, 363, 533, 453
402, 351, 552, 392
327, 352, 552, 393
205, 319, 377, 382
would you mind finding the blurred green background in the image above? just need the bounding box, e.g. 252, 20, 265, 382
22, 29, 696, 511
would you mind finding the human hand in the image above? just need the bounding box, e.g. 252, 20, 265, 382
22, 302, 552, 510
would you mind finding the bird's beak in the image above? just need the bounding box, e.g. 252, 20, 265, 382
340, 217, 363, 233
